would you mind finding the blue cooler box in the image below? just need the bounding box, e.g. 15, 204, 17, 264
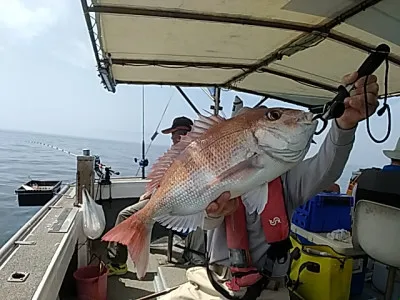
292, 192, 353, 233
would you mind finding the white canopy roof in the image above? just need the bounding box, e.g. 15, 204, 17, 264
81, 0, 400, 107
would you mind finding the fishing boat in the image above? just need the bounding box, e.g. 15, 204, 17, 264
1, 1, 400, 299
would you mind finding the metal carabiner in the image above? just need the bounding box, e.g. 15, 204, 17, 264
312, 85, 349, 135
312, 102, 331, 135
311, 43, 390, 136
313, 114, 328, 135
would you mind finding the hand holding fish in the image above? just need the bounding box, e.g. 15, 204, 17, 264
206, 192, 238, 218
139, 192, 152, 202
102, 107, 318, 279
336, 72, 379, 130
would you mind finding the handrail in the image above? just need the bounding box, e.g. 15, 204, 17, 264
0, 184, 71, 264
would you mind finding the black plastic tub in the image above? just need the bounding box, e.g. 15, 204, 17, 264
15, 180, 62, 207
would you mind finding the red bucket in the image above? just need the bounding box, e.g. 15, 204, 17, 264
73, 265, 107, 300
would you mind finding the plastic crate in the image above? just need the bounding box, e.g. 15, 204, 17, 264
15, 180, 62, 206
292, 193, 353, 233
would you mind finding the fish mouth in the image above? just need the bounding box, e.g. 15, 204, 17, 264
297, 116, 319, 129
301, 112, 318, 124
261, 131, 314, 163
286, 124, 317, 150
257, 120, 316, 156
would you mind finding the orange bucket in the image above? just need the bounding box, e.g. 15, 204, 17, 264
73, 265, 107, 300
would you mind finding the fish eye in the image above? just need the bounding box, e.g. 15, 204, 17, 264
266, 110, 281, 121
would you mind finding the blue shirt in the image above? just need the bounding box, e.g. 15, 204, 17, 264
382, 164, 400, 172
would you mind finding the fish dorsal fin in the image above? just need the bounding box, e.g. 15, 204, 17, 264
145, 114, 226, 193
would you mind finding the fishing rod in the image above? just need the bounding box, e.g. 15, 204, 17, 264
141, 86, 147, 179
134, 88, 175, 177
133, 87, 225, 176
133, 86, 149, 180
312, 43, 391, 143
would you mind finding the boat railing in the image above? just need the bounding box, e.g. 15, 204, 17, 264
0, 183, 72, 265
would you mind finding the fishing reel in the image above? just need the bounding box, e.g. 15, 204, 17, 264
94, 155, 101, 174
134, 157, 149, 168
94, 155, 120, 183
312, 43, 391, 143
134, 156, 149, 179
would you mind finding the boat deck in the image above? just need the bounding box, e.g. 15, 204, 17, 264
91, 236, 191, 300
0, 179, 390, 300
0, 186, 78, 300
91, 238, 386, 300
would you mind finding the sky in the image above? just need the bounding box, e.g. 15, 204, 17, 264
0, 0, 399, 168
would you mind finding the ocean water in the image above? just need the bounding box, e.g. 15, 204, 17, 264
0, 129, 168, 246
0, 129, 357, 247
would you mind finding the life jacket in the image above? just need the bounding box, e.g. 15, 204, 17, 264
206, 177, 292, 299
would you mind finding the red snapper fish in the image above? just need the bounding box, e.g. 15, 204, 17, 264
102, 106, 318, 278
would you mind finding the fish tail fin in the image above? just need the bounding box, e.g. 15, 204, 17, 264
102, 213, 153, 279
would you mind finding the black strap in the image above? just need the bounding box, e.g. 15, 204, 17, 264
286, 246, 300, 280
206, 263, 243, 300
205, 230, 243, 300
242, 276, 271, 299
267, 238, 293, 261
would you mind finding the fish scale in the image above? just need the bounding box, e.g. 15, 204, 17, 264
101, 106, 318, 279
151, 130, 256, 217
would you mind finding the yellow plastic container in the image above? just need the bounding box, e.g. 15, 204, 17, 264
288, 235, 353, 300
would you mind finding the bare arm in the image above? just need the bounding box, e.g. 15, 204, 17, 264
283, 120, 357, 211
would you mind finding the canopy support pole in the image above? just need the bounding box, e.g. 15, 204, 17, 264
175, 86, 200, 114
254, 96, 269, 108
212, 88, 222, 116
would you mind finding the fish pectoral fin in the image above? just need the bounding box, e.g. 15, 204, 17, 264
208, 154, 264, 186
154, 211, 205, 233
241, 182, 269, 215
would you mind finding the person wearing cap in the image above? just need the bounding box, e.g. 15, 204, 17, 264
106, 116, 205, 276
157, 71, 381, 300
161, 116, 193, 144
382, 137, 400, 171
160, 116, 207, 265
